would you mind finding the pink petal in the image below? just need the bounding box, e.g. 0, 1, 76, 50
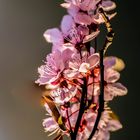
79, 0, 92, 11
96, 130, 110, 140
104, 83, 127, 101
53, 87, 77, 104
50, 76, 61, 86
62, 48, 74, 62
68, 4, 79, 17
87, 53, 99, 69
44, 103, 53, 115
62, 43, 75, 51
52, 44, 62, 52
109, 83, 128, 96
64, 69, 79, 78
77, 25, 89, 36
43, 117, 58, 132
43, 28, 63, 45
104, 56, 116, 68
104, 68, 120, 83
101, 0, 116, 11
108, 119, 122, 131
74, 12, 92, 25
80, 0, 97, 11
51, 50, 65, 70
79, 63, 90, 73
61, 2, 79, 17
61, 15, 74, 35
35, 77, 50, 85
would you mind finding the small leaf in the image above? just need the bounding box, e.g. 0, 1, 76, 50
42, 95, 66, 131
53, 134, 63, 140
42, 95, 60, 120
109, 111, 119, 121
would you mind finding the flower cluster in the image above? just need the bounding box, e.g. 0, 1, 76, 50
36, 0, 127, 140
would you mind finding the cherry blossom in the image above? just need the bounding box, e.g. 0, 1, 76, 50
50, 86, 78, 105
65, 54, 99, 78
36, 48, 74, 86
36, 0, 127, 140
61, 0, 116, 25
87, 58, 128, 101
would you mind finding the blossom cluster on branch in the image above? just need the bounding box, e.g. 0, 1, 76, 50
36, 0, 127, 140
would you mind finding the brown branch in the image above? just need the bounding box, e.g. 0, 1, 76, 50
88, 8, 115, 140
72, 77, 87, 140
88, 49, 104, 140
99, 8, 115, 54
66, 109, 73, 139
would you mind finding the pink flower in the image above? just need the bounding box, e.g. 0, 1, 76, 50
44, 14, 99, 51
50, 86, 77, 105
60, 103, 121, 140
61, 2, 79, 17
76, 109, 97, 140
61, 103, 97, 139
65, 49, 99, 78
61, 0, 116, 25
36, 0, 127, 139
104, 68, 127, 101
74, 12, 92, 25
100, 0, 116, 12
79, 53, 99, 73
36, 48, 74, 86
65, 24, 99, 45
43, 117, 59, 134
63, 0, 99, 12
44, 15, 75, 51
95, 110, 122, 140
64, 24, 89, 44
87, 56, 127, 101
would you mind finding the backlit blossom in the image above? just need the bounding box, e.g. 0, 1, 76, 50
43, 15, 74, 51
50, 86, 78, 105
61, 0, 116, 25
90, 60, 127, 101
36, 0, 127, 140
65, 49, 99, 78
36, 48, 74, 86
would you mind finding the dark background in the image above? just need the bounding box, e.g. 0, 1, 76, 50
0, 0, 139, 140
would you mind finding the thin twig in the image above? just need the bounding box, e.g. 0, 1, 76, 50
99, 8, 115, 54
88, 7, 115, 139
88, 49, 104, 140
72, 77, 87, 140
66, 109, 73, 139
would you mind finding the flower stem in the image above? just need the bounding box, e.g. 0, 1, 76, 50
66, 109, 73, 139
88, 49, 104, 140
72, 77, 87, 140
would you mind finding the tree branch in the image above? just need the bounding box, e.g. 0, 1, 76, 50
88, 49, 104, 140
72, 77, 87, 140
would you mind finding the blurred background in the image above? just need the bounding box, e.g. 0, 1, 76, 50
0, 0, 139, 140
